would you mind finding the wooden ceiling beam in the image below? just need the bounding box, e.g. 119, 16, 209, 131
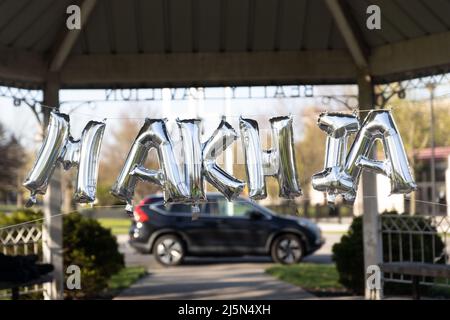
48, 0, 97, 72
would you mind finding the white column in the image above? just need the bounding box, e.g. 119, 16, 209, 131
188, 88, 197, 118
42, 75, 64, 300
162, 88, 172, 119
42, 168, 63, 300
224, 87, 234, 216
446, 154, 450, 216
358, 72, 383, 300
352, 183, 364, 216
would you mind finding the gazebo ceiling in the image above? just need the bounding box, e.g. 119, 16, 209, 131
0, 0, 450, 89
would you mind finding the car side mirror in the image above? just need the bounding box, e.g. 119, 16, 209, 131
248, 210, 264, 220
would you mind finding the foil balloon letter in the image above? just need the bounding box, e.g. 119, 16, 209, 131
202, 120, 245, 200
343, 110, 417, 198
112, 118, 245, 213
312, 110, 416, 205
111, 119, 188, 213
178, 118, 245, 202
177, 119, 206, 204
23, 111, 106, 206
239, 116, 301, 200
311, 113, 360, 204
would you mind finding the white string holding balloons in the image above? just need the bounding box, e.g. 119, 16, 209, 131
37, 102, 395, 121
2, 195, 448, 232
22, 105, 416, 218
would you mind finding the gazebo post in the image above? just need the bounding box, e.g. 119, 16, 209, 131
41, 74, 64, 300
358, 71, 383, 300
38, 1, 97, 299
325, 0, 383, 299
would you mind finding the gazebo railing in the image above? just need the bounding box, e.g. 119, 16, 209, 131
0, 223, 44, 298
380, 214, 450, 287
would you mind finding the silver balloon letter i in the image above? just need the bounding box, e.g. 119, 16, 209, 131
23, 112, 106, 206
311, 112, 360, 204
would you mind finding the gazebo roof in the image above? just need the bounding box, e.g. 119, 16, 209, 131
1, 0, 450, 89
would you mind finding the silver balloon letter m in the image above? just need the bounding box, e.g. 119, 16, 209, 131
23, 112, 106, 206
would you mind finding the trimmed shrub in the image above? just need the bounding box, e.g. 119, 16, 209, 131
0, 208, 43, 226
63, 213, 124, 299
331, 215, 365, 293
95, 184, 125, 206
0, 209, 124, 299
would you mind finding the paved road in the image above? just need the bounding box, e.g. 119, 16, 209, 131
304, 232, 341, 264
118, 233, 341, 267
114, 233, 342, 300
115, 260, 314, 300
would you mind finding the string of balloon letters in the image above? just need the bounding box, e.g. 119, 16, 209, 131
23, 109, 416, 217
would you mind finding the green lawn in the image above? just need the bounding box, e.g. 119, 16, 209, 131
97, 218, 131, 235
1, 266, 146, 300
107, 266, 147, 294
0, 204, 20, 212
266, 263, 346, 296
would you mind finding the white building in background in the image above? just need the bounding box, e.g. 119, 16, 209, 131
376, 175, 405, 213
308, 185, 326, 205
414, 146, 450, 216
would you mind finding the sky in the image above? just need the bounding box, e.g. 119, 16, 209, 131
0, 85, 359, 151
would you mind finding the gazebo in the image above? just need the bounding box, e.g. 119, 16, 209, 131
1, 0, 450, 299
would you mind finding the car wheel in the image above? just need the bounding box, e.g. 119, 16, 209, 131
153, 234, 185, 266
271, 234, 303, 264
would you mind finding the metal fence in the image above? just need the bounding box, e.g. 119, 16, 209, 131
381, 214, 450, 287
0, 224, 44, 298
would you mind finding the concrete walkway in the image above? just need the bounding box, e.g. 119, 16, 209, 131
115, 259, 314, 300
114, 232, 344, 300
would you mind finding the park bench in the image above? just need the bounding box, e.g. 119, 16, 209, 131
0, 274, 53, 300
380, 262, 450, 299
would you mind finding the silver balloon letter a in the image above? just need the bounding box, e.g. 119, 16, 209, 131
111, 119, 188, 212
239, 116, 301, 199
23, 112, 106, 206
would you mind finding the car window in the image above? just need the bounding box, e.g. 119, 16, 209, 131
159, 203, 211, 216
232, 201, 256, 217
156, 199, 256, 217
197, 203, 210, 216
167, 203, 191, 214
208, 198, 255, 217
206, 201, 221, 216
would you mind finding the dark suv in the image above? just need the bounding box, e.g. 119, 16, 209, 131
129, 193, 324, 266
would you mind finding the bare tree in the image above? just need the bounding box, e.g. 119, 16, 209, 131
0, 123, 25, 203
